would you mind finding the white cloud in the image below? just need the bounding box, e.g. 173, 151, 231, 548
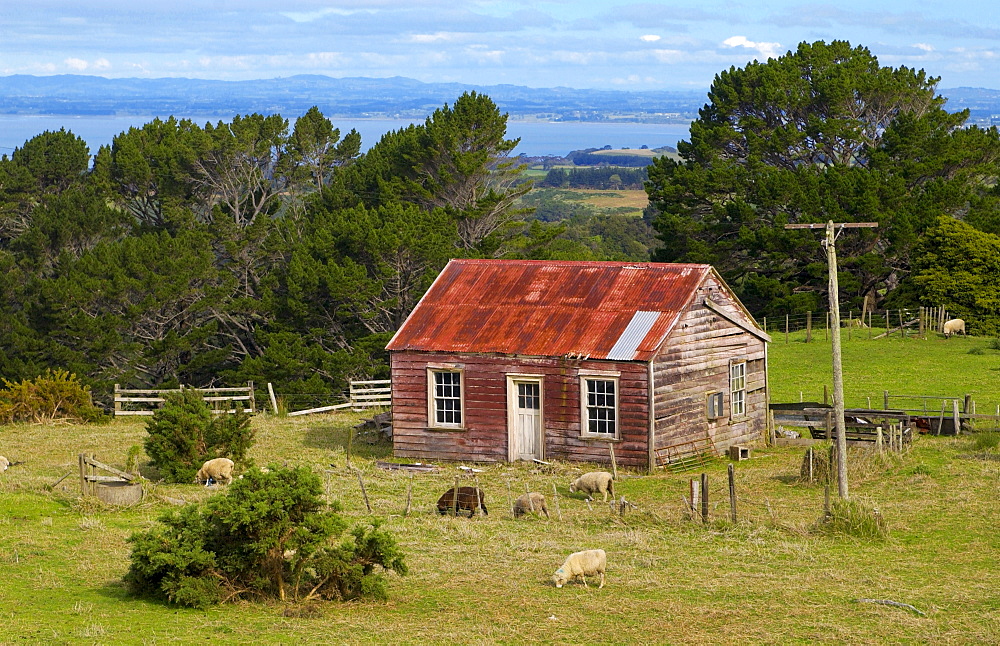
93, 58, 111, 70
651, 49, 686, 63
280, 8, 363, 23
640, 35, 661, 42
409, 33, 458, 43
64, 57, 89, 71
914, 43, 934, 52
722, 36, 781, 60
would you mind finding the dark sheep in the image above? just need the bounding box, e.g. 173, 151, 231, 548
436, 486, 488, 517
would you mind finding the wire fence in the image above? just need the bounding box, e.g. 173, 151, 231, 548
761, 305, 955, 343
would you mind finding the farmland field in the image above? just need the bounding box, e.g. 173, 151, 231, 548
1, 333, 998, 644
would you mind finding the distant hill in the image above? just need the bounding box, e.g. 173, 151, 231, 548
0, 74, 705, 122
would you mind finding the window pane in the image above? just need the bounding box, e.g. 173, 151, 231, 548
433, 371, 462, 425
585, 379, 617, 435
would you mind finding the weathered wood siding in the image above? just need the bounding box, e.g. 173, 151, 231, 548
653, 277, 767, 457
390, 352, 650, 467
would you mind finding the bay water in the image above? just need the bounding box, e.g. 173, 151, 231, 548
0, 114, 692, 158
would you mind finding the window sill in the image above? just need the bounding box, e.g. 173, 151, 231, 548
424, 426, 466, 432
580, 435, 621, 442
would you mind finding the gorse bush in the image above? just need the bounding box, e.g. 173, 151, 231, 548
0, 369, 104, 424
124, 466, 407, 608
143, 389, 254, 483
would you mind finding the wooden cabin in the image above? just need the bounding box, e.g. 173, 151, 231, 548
386, 260, 770, 470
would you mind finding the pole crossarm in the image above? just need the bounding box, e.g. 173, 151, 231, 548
784, 223, 879, 229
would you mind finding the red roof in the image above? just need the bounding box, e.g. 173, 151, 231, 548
386, 260, 713, 361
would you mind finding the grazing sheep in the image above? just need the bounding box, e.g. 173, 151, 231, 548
0, 456, 8, 472
943, 318, 966, 337
569, 471, 615, 502
552, 549, 607, 589
194, 457, 235, 485
436, 486, 488, 517
513, 492, 549, 519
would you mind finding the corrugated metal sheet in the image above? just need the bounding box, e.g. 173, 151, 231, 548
607, 311, 663, 360
386, 259, 711, 361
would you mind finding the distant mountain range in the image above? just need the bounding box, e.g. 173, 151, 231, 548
1, 75, 998, 125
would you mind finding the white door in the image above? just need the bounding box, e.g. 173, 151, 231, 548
510, 380, 542, 461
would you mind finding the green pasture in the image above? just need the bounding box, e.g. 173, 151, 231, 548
1, 335, 999, 644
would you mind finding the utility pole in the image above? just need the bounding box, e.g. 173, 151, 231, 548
785, 220, 878, 500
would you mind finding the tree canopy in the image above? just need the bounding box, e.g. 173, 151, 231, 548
646, 40, 1000, 316
0, 96, 537, 399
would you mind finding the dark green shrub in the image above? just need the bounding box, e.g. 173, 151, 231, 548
124, 466, 407, 607
0, 369, 105, 424
143, 389, 254, 483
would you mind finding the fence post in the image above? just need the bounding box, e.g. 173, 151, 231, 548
354, 468, 372, 513
700, 472, 709, 523
953, 399, 962, 435
404, 475, 413, 517
785, 314, 789, 345
452, 476, 460, 517
113, 384, 121, 416
884, 390, 890, 410
806, 311, 812, 343
728, 464, 737, 524
689, 479, 700, 518
267, 382, 279, 414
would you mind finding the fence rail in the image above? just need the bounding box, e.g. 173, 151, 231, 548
280, 379, 392, 416
113, 382, 255, 416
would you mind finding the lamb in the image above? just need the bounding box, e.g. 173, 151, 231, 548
569, 471, 615, 502
552, 549, 607, 589
194, 457, 235, 485
436, 486, 488, 517
943, 318, 966, 337
0, 456, 8, 472
513, 492, 549, 519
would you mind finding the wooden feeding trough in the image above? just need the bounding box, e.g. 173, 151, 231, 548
79, 453, 143, 505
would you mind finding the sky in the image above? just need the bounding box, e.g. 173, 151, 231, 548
3, 1, 1000, 91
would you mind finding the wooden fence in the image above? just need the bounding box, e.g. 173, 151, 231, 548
284, 379, 391, 416
113, 382, 255, 416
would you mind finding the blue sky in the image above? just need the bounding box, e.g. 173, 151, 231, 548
3, 1, 1000, 90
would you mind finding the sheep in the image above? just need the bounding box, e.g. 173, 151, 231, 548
436, 486, 488, 517
552, 549, 607, 589
513, 492, 549, 519
0, 456, 8, 472
943, 318, 966, 337
569, 471, 615, 502
194, 457, 235, 485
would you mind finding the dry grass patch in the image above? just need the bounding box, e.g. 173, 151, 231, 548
1, 412, 999, 643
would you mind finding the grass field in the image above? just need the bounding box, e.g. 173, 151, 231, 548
1, 334, 999, 644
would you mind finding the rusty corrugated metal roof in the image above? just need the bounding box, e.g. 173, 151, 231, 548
386, 259, 712, 361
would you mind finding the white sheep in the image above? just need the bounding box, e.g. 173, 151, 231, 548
194, 457, 235, 485
569, 471, 615, 502
943, 318, 966, 337
0, 456, 8, 472
513, 492, 549, 519
552, 549, 607, 588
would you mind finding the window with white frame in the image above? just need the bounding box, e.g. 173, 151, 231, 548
730, 361, 746, 418
582, 377, 618, 437
429, 369, 463, 427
